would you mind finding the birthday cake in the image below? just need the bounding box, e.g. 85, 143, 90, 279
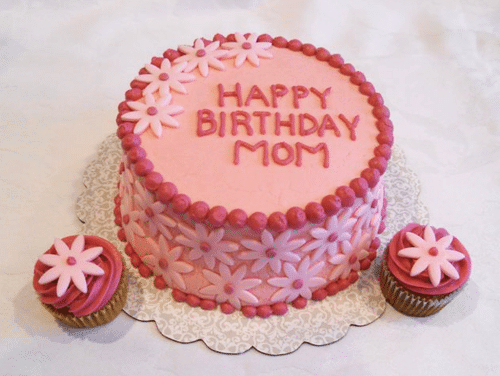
113, 33, 393, 317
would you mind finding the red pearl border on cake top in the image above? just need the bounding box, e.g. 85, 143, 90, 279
114, 33, 391, 317
115, 33, 393, 233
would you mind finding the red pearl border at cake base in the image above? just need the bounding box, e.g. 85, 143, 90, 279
76, 135, 428, 355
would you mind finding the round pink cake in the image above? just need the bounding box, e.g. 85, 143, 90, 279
114, 33, 393, 317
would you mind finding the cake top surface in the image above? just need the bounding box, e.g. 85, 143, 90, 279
119, 33, 393, 221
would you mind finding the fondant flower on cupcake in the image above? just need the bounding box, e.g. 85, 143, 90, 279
134, 181, 176, 240
301, 210, 356, 262
174, 39, 227, 77
329, 232, 370, 280
398, 225, 465, 287
142, 236, 193, 290
135, 60, 195, 96
37, 235, 104, 297
175, 223, 238, 269
239, 230, 305, 273
222, 33, 272, 67
122, 93, 183, 138
267, 257, 326, 303
199, 264, 261, 309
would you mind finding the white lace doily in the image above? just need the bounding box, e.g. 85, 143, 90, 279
76, 134, 428, 355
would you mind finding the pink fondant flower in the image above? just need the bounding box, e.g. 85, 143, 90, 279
119, 156, 134, 198
398, 226, 464, 287
199, 264, 261, 309
120, 193, 146, 245
240, 230, 305, 273
267, 257, 326, 303
136, 59, 195, 96
175, 222, 238, 269
142, 236, 193, 290
329, 231, 371, 280
222, 33, 272, 68
122, 93, 183, 138
134, 181, 176, 240
38, 235, 104, 297
353, 184, 384, 234
174, 39, 227, 77
301, 210, 356, 262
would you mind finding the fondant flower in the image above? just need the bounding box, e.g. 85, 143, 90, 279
301, 210, 356, 262
175, 223, 238, 269
353, 184, 384, 234
142, 236, 193, 290
134, 181, 176, 240
136, 59, 195, 96
240, 230, 305, 274
38, 235, 104, 297
222, 33, 272, 68
120, 193, 146, 245
398, 225, 465, 286
329, 231, 370, 280
199, 264, 261, 309
122, 93, 183, 138
267, 257, 326, 303
119, 156, 134, 198
174, 39, 227, 77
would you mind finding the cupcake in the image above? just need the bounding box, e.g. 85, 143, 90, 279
380, 223, 471, 317
33, 235, 128, 327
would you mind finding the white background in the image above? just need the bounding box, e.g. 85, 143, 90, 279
1, 0, 499, 375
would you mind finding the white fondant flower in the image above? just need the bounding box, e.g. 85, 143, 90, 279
199, 264, 261, 309
174, 39, 227, 77
398, 226, 464, 287
120, 193, 146, 245
134, 181, 176, 240
122, 93, 183, 138
136, 59, 195, 96
175, 223, 238, 269
142, 236, 193, 290
240, 230, 305, 274
222, 33, 272, 68
38, 235, 104, 297
329, 231, 370, 280
301, 210, 356, 262
267, 257, 326, 303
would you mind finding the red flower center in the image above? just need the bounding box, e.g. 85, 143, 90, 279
224, 283, 235, 294
147, 106, 158, 116
196, 49, 206, 57
292, 279, 303, 289
145, 207, 155, 218
66, 256, 77, 266
242, 42, 252, 50
159, 72, 169, 81
123, 214, 130, 224
428, 247, 439, 256
349, 255, 358, 264
200, 242, 211, 252
265, 248, 277, 258
158, 258, 168, 269
327, 232, 339, 242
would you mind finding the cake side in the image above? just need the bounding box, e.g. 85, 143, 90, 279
114, 33, 393, 317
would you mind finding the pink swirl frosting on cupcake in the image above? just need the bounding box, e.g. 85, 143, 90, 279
386, 223, 471, 296
33, 235, 123, 317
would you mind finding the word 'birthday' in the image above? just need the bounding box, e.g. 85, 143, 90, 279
196, 83, 360, 168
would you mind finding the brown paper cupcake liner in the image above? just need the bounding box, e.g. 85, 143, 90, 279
41, 260, 128, 328
379, 259, 461, 317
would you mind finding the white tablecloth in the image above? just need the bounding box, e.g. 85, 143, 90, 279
1, 1, 499, 375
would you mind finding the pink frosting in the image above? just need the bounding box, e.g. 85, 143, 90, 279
33, 235, 123, 317
386, 224, 471, 296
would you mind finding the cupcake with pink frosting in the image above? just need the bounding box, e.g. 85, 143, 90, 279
380, 223, 471, 317
33, 235, 128, 327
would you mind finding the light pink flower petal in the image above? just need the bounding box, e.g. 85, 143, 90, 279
411, 257, 431, 277
38, 266, 63, 284
133, 117, 151, 134
441, 260, 460, 280
38, 254, 61, 267
56, 272, 71, 297
398, 247, 422, 258
53, 238, 70, 257
79, 262, 105, 276
80, 246, 103, 262
70, 269, 88, 293
444, 249, 465, 262
428, 262, 442, 287
238, 290, 259, 305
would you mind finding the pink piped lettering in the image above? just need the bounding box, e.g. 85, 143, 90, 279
318, 114, 341, 137
339, 114, 359, 140
272, 142, 294, 166
234, 140, 269, 166
299, 113, 318, 136
310, 87, 331, 109
292, 86, 309, 109
253, 111, 271, 135
275, 113, 295, 136
245, 85, 270, 107
296, 142, 330, 168
219, 112, 226, 137
270, 84, 288, 108
218, 83, 243, 107
231, 111, 253, 136
197, 109, 217, 137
